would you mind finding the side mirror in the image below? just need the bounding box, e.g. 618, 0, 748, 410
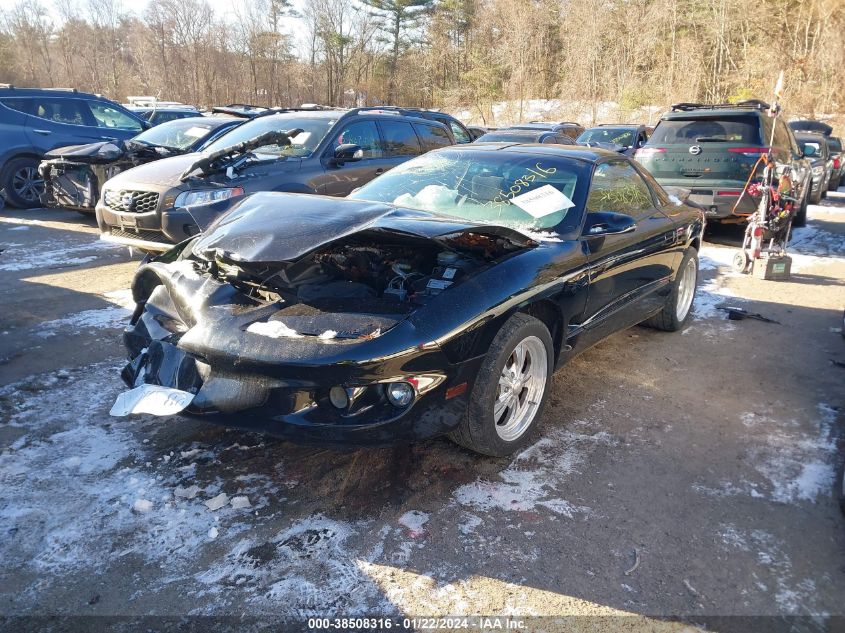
802, 144, 818, 158
582, 211, 637, 237
333, 143, 363, 165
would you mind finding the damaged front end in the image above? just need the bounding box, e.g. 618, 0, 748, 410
116, 194, 537, 445
40, 140, 180, 211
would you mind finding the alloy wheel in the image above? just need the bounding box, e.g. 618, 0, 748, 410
12, 166, 44, 203
493, 336, 548, 441
676, 257, 697, 321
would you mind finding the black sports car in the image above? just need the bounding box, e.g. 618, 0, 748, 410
38, 116, 243, 212
114, 144, 704, 456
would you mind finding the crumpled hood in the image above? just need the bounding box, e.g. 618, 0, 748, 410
44, 140, 125, 163
106, 153, 200, 187
191, 191, 538, 263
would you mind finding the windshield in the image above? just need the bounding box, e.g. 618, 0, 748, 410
201, 114, 336, 157
351, 149, 589, 232
132, 119, 224, 150
577, 128, 635, 147
650, 116, 761, 144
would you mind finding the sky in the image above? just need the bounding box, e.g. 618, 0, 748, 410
0, 0, 308, 53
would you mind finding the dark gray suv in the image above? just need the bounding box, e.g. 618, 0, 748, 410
96, 107, 455, 251
0, 85, 149, 208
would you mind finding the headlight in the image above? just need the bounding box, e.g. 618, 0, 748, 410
812, 166, 823, 175
174, 187, 244, 208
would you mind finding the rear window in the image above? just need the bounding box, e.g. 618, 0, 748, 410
650, 116, 762, 145
828, 137, 842, 153
413, 123, 452, 151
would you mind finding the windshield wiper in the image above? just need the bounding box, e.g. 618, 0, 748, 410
179, 128, 304, 181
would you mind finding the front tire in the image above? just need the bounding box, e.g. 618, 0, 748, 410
449, 313, 554, 457
1, 157, 44, 209
643, 247, 699, 331
793, 191, 808, 228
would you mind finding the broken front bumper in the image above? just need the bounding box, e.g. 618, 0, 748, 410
119, 262, 480, 446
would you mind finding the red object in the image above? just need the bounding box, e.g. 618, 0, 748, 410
753, 226, 764, 238
728, 147, 771, 154
445, 383, 468, 400
634, 147, 665, 157
834, 158, 841, 170
716, 190, 741, 196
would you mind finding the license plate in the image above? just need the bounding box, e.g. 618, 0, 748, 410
118, 214, 137, 228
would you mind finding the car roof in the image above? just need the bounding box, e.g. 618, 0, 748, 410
479, 129, 549, 138
155, 115, 235, 128
441, 142, 616, 163
795, 131, 826, 140
662, 108, 762, 120
593, 124, 642, 129
0, 86, 107, 99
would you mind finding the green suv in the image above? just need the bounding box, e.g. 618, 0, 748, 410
635, 101, 812, 226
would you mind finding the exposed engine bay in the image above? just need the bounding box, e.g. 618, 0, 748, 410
40, 141, 177, 211
185, 229, 527, 339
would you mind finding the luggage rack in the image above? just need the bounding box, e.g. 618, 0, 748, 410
670, 99, 770, 112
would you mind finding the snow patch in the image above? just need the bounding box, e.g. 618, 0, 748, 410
246, 320, 302, 339
453, 429, 609, 516
398, 510, 429, 538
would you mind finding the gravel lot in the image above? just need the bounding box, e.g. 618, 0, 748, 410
1, 193, 844, 630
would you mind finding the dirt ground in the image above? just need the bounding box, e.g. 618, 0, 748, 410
1, 193, 844, 632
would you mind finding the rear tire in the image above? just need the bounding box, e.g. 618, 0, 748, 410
449, 313, 553, 457
1, 157, 44, 209
643, 247, 699, 331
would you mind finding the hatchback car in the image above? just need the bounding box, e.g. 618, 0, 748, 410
113, 145, 704, 456
795, 131, 833, 203
635, 101, 812, 226
577, 124, 652, 155
0, 85, 149, 208
826, 136, 842, 192
475, 129, 576, 145
509, 121, 585, 139
96, 107, 455, 251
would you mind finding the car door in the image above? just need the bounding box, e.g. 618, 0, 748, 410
22, 97, 105, 152
317, 118, 386, 196
376, 119, 423, 171
580, 160, 679, 334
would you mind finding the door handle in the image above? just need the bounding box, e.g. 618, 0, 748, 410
32, 129, 52, 135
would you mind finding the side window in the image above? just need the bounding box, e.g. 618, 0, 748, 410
772, 120, 792, 153
448, 120, 471, 144
331, 120, 382, 159
0, 98, 33, 115
86, 101, 143, 131
413, 123, 451, 152
635, 163, 671, 207
31, 98, 88, 125
379, 120, 421, 156
586, 161, 655, 217
554, 134, 574, 145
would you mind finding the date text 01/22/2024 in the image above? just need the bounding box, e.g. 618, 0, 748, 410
306, 616, 527, 630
